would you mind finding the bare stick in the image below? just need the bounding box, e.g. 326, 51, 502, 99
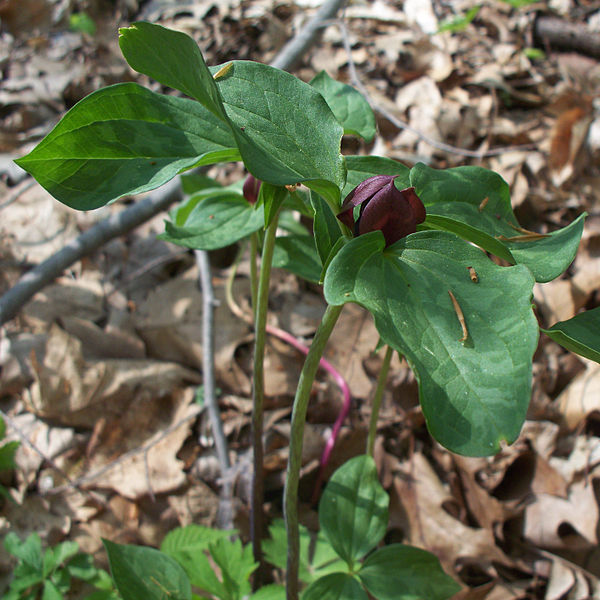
270, 0, 348, 71
0, 177, 182, 325
195, 249, 234, 530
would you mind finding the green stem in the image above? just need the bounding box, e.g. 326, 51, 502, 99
251, 213, 280, 588
367, 345, 393, 457
250, 232, 259, 319
284, 303, 344, 600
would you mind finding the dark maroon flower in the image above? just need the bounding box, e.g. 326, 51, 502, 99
242, 174, 261, 205
337, 175, 426, 246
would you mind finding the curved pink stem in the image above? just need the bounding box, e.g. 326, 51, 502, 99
265, 323, 351, 502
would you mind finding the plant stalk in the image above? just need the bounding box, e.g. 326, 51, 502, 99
251, 212, 280, 588
367, 345, 393, 457
284, 303, 344, 600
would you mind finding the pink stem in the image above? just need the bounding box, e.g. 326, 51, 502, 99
265, 323, 351, 502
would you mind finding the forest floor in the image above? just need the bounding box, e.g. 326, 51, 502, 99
1, 0, 600, 598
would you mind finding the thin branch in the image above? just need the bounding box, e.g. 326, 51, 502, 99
195, 249, 234, 530
0, 177, 182, 326
270, 0, 349, 71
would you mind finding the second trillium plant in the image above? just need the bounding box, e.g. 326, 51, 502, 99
15, 20, 596, 600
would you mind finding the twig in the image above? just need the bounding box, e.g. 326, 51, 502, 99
0, 177, 182, 326
195, 249, 234, 530
335, 19, 535, 159
270, 0, 349, 71
0, 179, 36, 210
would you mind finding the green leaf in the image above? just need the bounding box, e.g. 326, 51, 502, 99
43, 541, 79, 577
302, 573, 367, 600
437, 5, 480, 33
324, 231, 538, 456
319, 455, 388, 565
542, 307, 600, 363
211, 61, 346, 207
5, 532, 43, 572
311, 191, 343, 265
410, 163, 584, 282
263, 519, 346, 585
344, 156, 410, 200
260, 183, 289, 228
0, 439, 19, 471
251, 584, 286, 600
358, 544, 460, 600
119, 22, 227, 121
163, 534, 255, 600
103, 539, 191, 600
160, 524, 233, 557
310, 71, 376, 141
42, 579, 64, 600
273, 234, 323, 283
160, 192, 264, 250
15, 83, 238, 210
208, 538, 257, 600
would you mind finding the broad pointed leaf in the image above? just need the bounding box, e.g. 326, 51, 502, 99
310, 71, 376, 141
311, 191, 343, 265
358, 544, 460, 600
542, 307, 600, 363
302, 573, 367, 600
273, 234, 322, 283
160, 191, 264, 250
15, 83, 238, 210
319, 455, 388, 565
263, 519, 345, 585
103, 540, 191, 600
119, 22, 227, 121
324, 231, 538, 456
410, 163, 584, 282
211, 61, 346, 207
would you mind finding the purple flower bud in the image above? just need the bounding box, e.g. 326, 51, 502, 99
337, 175, 426, 246
243, 174, 261, 205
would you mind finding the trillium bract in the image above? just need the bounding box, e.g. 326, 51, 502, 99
337, 175, 426, 246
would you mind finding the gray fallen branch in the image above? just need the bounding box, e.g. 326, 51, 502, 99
0, 176, 181, 325
195, 249, 234, 530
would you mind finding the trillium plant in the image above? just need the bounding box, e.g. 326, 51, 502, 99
15, 21, 600, 600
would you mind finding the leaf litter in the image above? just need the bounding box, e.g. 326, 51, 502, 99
1, 0, 600, 597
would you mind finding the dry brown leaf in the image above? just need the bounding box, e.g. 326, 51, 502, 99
555, 361, 600, 431
84, 388, 198, 499
134, 268, 251, 394
27, 324, 201, 428
524, 477, 599, 550
390, 452, 511, 575
452, 455, 508, 532
168, 480, 219, 527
